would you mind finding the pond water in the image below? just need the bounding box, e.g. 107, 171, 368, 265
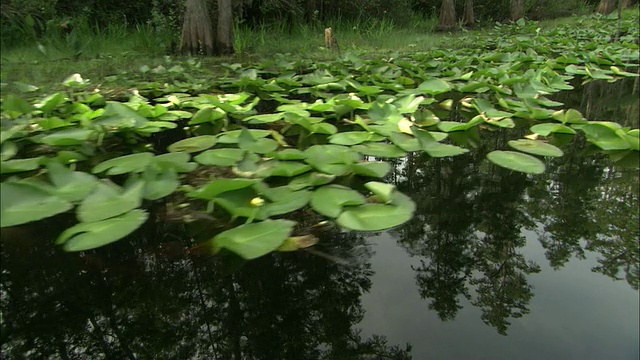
1, 79, 639, 359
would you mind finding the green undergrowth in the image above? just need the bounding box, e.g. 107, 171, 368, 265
1, 12, 639, 260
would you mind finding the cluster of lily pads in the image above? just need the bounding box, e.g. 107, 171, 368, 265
1, 15, 638, 258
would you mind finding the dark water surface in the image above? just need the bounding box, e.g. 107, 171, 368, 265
1, 79, 639, 359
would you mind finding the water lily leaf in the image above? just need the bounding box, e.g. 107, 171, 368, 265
552, 108, 586, 124
244, 113, 284, 124
329, 131, 383, 146
2, 95, 33, 116
217, 129, 271, 143
304, 145, 361, 166
39, 128, 94, 146
393, 95, 425, 113
388, 132, 421, 152
212, 219, 296, 259
258, 186, 311, 217
1, 157, 43, 173
238, 128, 279, 154
151, 152, 197, 172
413, 128, 469, 157
350, 161, 391, 177
277, 235, 319, 252
288, 172, 335, 190
487, 150, 546, 174
194, 148, 246, 166
141, 168, 179, 200
189, 178, 257, 200
311, 185, 366, 218
269, 161, 312, 177
167, 135, 217, 153
35, 92, 66, 113
272, 149, 306, 160
580, 123, 631, 150
96, 103, 148, 128
92, 152, 154, 175
56, 209, 148, 252
336, 191, 415, 231
188, 107, 226, 125
353, 142, 406, 158
368, 102, 404, 124
1, 141, 17, 161
530, 123, 576, 136
437, 117, 483, 132
1, 182, 73, 227
47, 162, 99, 202
418, 79, 452, 95
508, 139, 564, 157
77, 180, 144, 223
365, 181, 396, 203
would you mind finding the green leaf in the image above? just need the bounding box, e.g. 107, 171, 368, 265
35, 92, 66, 113
1, 157, 43, 174
92, 152, 154, 175
269, 161, 312, 177
212, 219, 296, 259
352, 142, 406, 158
1, 182, 73, 227
1, 141, 17, 161
271, 149, 306, 160
418, 79, 452, 95
167, 135, 218, 153
2, 95, 33, 116
350, 161, 391, 177
413, 128, 469, 157
238, 128, 279, 154
365, 181, 397, 203
244, 113, 284, 124
487, 150, 546, 174
194, 148, 246, 166
151, 152, 197, 172
310, 185, 366, 218
39, 129, 94, 146
581, 123, 631, 150
287, 172, 336, 191
530, 123, 576, 136
189, 178, 257, 200
56, 209, 148, 252
336, 191, 415, 231
188, 106, 226, 125
97, 103, 148, 128
141, 168, 179, 200
508, 139, 564, 157
329, 131, 383, 146
77, 180, 144, 222
47, 162, 99, 202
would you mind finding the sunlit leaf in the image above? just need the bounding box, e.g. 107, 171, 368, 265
92, 152, 154, 175
212, 219, 296, 259
167, 135, 217, 153
487, 150, 546, 174
336, 192, 415, 231
1, 182, 73, 227
310, 185, 366, 218
508, 139, 564, 157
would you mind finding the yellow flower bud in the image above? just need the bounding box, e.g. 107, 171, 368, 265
250, 197, 265, 207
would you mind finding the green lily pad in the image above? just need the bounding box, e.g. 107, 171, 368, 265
77, 180, 144, 223
56, 209, 148, 252
353, 142, 407, 158
336, 192, 415, 231
47, 162, 99, 202
1, 157, 43, 174
189, 178, 257, 200
508, 139, 564, 157
167, 135, 218, 153
1, 182, 73, 227
193, 148, 249, 166
487, 150, 546, 174
212, 219, 296, 259
365, 181, 396, 203
350, 161, 391, 177
287, 172, 336, 191
418, 79, 452, 95
140, 168, 179, 200
92, 152, 154, 175
151, 152, 197, 172
188, 107, 226, 125
530, 123, 576, 136
269, 161, 312, 177
328, 131, 383, 146
580, 123, 632, 151
39, 129, 94, 146
310, 185, 366, 218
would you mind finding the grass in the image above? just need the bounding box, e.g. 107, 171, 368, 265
1, 8, 637, 97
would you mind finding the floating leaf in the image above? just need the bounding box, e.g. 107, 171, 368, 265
508, 139, 564, 157
188, 107, 226, 125
1, 157, 43, 174
212, 219, 296, 259
152, 152, 197, 172
189, 178, 257, 200
418, 79, 452, 95
288, 172, 336, 191
530, 123, 576, 136
47, 162, 98, 202
580, 123, 631, 151
194, 148, 246, 166
352, 143, 406, 158
336, 192, 415, 231
77, 181, 144, 223
351, 161, 391, 177
1, 182, 73, 227
92, 152, 154, 175
329, 131, 383, 146
487, 150, 546, 174
310, 185, 366, 218
56, 209, 148, 252
365, 181, 396, 203
269, 161, 312, 177
141, 168, 179, 200
39, 129, 94, 146
167, 135, 217, 153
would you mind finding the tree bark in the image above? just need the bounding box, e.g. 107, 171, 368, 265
510, 0, 525, 21
216, 0, 234, 55
437, 0, 456, 30
462, 0, 474, 26
180, 0, 214, 55
596, 0, 617, 14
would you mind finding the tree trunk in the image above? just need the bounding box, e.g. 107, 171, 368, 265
216, 0, 234, 55
180, 0, 214, 55
510, 0, 525, 21
462, 0, 474, 26
596, 0, 617, 14
437, 0, 456, 30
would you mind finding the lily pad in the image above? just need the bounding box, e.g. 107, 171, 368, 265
212, 219, 296, 259
77, 180, 144, 222
487, 150, 546, 174
353, 142, 407, 158
508, 139, 564, 157
194, 148, 247, 166
336, 192, 415, 231
310, 185, 366, 218
167, 135, 218, 153
1, 182, 73, 227
56, 209, 149, 252
350, 161, 391, 177
189, 178, 257, 200
47, 162, 99, 202
92, 152, 154, 175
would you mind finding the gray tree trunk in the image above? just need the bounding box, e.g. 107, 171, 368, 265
216, 0, 234, 55
510, 0, 525, 21
462, 0, 474, 26
180, 0, 214, 56
596, 0, 617, 14
437, 0, 456, 30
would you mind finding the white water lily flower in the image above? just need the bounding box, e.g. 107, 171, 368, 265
250, 197, 265, 207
